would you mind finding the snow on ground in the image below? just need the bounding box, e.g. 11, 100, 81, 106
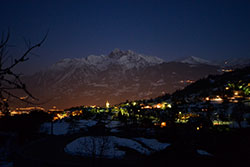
40, 121, 69, 135
65, 136, 169, 159
40, 119, 97, 135
197, 149, 213, 156
134, 138, 170, 151
65, 136, 124, 158
110, 128, 120, 133
105, 121, 121, 128
78, 120, 98, 128
111, 136, 150, 155
229, 121, 250, 128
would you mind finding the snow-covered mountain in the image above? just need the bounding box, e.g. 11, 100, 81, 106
21, 49, 220, 109
219, 58, 250, 68
49, 49, 164, 72
176, 56, 250, 69
175, 56, 217, 66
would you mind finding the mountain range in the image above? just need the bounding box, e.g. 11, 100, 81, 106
20, 49, 249, 109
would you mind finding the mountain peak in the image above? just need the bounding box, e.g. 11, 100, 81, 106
49, 49, 165, 73
108, 49, 164, 69
108, 48, 135, 59
109, 48, 123, 58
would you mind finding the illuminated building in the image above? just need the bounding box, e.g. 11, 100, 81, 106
142, 105, 152, 109
161, 122, 166, 127
48, 106, 63, 113
210, 95, 223, 103
10, 106, 45, 116
222, 69, 233, 72
106, 101, 110, 108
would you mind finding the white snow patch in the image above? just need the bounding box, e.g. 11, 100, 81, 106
65, 136, 156, 159
65, 136, 124, 158
78, 120, 98, 128
229, 121, 250, 128
112, 136, 150, 155
40, 121, 69, 135
105, 121, 121, 128
197, 149, 213, 156
110, 129, 120, 133
135, 138, 170, 151
179, 56, 214, 65
49, 49, 164, 73
40, 119, 98, 135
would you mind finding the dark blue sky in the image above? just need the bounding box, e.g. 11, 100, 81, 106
1, 0, 250, 74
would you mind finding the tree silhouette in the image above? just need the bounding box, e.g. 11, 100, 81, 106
0, 29, 47, 116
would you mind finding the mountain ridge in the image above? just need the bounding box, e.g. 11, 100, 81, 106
19, 49, 221, 109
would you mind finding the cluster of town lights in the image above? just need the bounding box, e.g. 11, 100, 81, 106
1, 81, 249, 130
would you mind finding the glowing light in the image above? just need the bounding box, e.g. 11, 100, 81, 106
205, 97, 210, 101
186, 80, 195, 83
19, 96, 28, 100
142, 106, 152, 109
196, 127, 200, 130
154, 122, 160, 126
49, 106, 62, 112
161, 122, 166, 127
213, 122, 219, 126
213, 120, 232, 126
106, 101, 110, 108
225, 87, 229, 90
210, 96, 223, 103
57, 113, 66, 119
57, 113, 62, 119
15, 107, 45, 112
132, 102, 137, 106
156, 104, 161, 108
167, 104, 172, 108
222, 69, 233, 72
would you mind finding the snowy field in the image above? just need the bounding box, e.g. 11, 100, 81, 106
65, 136, 170, 159
134, 138, 170, 151
40, 119, 98, 135
197, 149, 213, 156
40, 119, 123, 135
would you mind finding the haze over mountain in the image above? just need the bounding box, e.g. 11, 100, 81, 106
18, 49, 224, 109
175, 56, 213, 65
23, 49, 249, 109
175, 56, 250, 68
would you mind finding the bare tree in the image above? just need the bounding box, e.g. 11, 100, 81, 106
0, 29, 47, 116
79, 136, 111, 158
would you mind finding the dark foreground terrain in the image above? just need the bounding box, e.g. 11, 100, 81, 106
13, 127, 250, 167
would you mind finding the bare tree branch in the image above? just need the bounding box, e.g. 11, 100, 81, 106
2, 31, 48, 71
0, 28, 10, 49
0, 29, 48, 115
2, 89, 36, 105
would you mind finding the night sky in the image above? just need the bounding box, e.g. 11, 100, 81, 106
1, 0, 250, 74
